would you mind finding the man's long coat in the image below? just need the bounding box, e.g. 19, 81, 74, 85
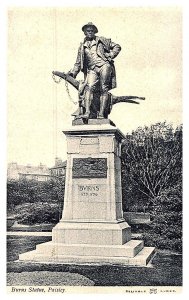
71, 36, 121, 90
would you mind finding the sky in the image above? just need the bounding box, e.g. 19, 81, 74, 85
7, 6, 182, 167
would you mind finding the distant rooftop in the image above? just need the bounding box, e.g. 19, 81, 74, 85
49, 157, 67, 170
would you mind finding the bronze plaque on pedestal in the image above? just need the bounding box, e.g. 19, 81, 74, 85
72, 158, 107, 178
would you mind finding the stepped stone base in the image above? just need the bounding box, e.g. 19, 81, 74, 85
19, 219, 155, 266
19, 239, 155, 266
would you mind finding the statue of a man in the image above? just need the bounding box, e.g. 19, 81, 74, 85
68, 22, 121, 119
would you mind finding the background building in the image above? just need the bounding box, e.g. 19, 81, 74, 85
49, 157, 66, 180
7, 162, 51, 181
7, 158, 67, 181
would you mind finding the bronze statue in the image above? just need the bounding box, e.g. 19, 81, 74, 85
52, 22, 145, 122
67, 22, 121, 120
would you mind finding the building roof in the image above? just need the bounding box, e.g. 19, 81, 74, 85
16, 165, 50, 175
18, 172, 51, 176
49, 160, 67, 170
7, 162, 51, 179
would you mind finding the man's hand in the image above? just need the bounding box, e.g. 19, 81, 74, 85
67, 70, 76, 78
104, 52, 113, 62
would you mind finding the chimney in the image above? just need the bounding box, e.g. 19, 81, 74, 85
55, 157, 62, 167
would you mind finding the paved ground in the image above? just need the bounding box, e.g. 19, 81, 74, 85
7, 231, 52, 237
7, 231, 141, 238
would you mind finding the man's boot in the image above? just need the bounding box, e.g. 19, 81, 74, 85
82, 89, 92, 119
98, 94, 109, 119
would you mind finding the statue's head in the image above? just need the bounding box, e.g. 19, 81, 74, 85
82, 22, 98, 39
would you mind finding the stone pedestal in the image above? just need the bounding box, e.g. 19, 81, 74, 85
19, 123, 155, 266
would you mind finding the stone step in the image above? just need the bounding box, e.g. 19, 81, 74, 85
46, 246, 155, 266
130, 246, 156, 266
19, 246, 155, 266
35, 240, 144, 258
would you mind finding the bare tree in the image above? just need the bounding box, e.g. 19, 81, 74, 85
121, 122, 182, 210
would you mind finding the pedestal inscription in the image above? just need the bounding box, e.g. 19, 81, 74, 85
77, 184, 106, 202
72, 157, 107, 178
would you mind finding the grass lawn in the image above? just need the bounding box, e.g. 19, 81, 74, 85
7, 235, 182, 286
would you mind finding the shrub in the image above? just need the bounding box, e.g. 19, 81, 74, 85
142, 232, 182, 252
15, 202, 62, 225
140, 184, 182, 253
7, 178, 65, 223
7, 179, 65, 206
